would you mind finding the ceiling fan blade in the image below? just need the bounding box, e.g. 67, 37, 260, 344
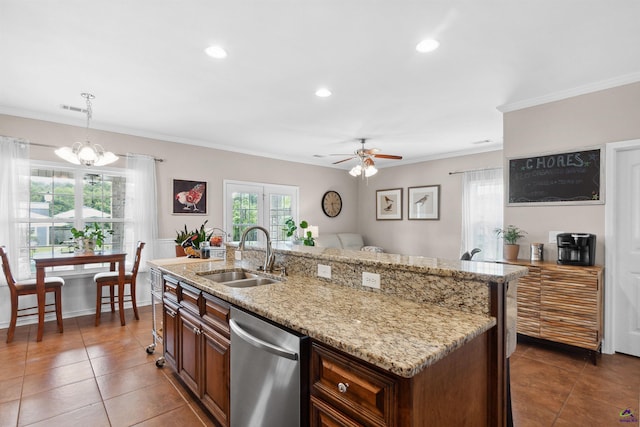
373, 154, 403, 160
332, 156, 356, 165
363, 148, 380, 155
313, 153, 353, 158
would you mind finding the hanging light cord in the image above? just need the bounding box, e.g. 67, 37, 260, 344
82, 92, 95, 143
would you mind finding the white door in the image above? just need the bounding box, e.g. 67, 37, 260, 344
614, 147, 640, 357
224, 180, 298, 242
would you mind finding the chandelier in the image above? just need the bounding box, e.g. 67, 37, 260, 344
349, 157, 378, 178
55, 93, 118, 166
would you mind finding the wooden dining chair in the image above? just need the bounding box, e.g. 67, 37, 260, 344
94, 241, 145, 326
0, 246, 64, 343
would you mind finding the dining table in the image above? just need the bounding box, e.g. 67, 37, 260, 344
34, 251, 127, 342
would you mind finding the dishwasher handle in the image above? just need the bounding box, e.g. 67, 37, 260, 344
230, 318, 299, 361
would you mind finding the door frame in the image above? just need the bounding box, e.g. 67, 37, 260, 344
604, 138, 640, 354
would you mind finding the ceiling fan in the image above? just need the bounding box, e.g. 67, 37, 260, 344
320, 138, 403, 177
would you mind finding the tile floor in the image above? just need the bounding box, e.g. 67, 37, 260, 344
1, 306, 639, 426
510, 340, 640, 426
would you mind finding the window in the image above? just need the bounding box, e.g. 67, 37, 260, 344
25, 162, 126, 272
461, 168, 503, 261
224, 180, 298, 243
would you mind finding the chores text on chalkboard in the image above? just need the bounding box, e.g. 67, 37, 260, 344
508, 148, 602, 205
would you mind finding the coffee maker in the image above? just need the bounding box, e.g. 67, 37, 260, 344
557, 233, 596, 266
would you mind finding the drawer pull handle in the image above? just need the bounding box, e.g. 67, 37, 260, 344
166, 308, 176, 318
337, 382, 349, 393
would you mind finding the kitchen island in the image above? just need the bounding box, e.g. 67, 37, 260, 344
149, 244, 527, 426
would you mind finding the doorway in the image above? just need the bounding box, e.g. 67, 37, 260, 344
605, 139, 640, 357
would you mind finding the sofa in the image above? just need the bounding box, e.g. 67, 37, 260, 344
314, 233, 383, 253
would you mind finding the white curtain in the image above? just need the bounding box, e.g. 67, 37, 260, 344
125, 154, 158, 271
461, 168, 504, 261
0, 136, 31, 280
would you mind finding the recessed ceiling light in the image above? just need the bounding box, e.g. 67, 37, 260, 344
416, 39, 440, 53
315, 88, 332, 98
205, 45, 228, 59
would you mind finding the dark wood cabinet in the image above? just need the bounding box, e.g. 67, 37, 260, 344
311, 343, 397, 427
311, 395, 363, 427
162, 299, 179, 370
201, 322, 230, 425
310, 333, 491, 427
162, 277, 230, 427
178, 308, 201, 394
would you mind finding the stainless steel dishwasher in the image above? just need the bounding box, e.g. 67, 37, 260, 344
229, 307, 309, 427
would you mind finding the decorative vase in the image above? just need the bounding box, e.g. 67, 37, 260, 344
82, 238, 96, 254
175, 245, 186, 257
504, 244, 520, 260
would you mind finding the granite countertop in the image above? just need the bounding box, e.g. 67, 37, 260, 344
149, 256, 500, 378
239, 241, 527, 284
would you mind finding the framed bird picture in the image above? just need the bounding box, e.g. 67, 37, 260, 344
376, 188, 402, 220
408, 185, 440, 220
173, 179, 207, 214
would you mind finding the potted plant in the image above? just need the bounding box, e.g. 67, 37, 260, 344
174, 220, 214, 257
494, 225, 527, 260
283, 217, 315, 246
70, 222, 114, 254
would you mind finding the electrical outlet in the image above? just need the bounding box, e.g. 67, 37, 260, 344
362, 272, 380, 289
318, 264, 331, 279
235, 250, 242, 261
548, 231, 564, 244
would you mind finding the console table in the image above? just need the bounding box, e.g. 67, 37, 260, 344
502, 259, 603, 363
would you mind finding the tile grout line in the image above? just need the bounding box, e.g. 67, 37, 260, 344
78, 316, 115, 427
551, 361, 587, 426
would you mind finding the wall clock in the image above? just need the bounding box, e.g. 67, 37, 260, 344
322, 191, 342, 217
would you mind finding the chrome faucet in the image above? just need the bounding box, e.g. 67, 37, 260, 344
238, 226, 275, 272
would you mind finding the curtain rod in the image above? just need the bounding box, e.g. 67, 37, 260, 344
24, 140, 164, 162
448, 166, 502, 175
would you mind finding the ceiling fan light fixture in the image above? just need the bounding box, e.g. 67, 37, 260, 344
55, 93, 118, 167
364, 164, 378, 177
416, 38, 440, 53
349, 164, 362, 176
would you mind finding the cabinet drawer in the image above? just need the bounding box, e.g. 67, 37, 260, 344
311, 395, 363, 427
179, 282, 202, 314
203, 293, 230, 336
163, 275, 179, 302
311, 343, 397, 427
540, 320, 599, 350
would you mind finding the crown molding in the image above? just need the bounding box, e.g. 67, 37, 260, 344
497, 73, 640, 113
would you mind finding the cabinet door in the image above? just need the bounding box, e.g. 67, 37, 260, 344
516, 266, 541, 337
162, 299, 179, 370
540, 267, 601, 349
179, 309, 201, 395
201, 322, 230, 427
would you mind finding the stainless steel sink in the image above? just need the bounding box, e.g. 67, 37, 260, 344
222, 277, 279, 288
199, 271, 258, 282
197, 270, 279, 288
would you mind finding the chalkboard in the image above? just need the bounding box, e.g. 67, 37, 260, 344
508, 148, 603, 205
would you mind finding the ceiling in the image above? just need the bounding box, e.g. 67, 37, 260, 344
1, 1, 640, 169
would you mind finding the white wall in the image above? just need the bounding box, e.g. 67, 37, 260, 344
356, 150, 503, 259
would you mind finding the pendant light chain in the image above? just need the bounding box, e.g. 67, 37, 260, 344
82, 92, 95, 142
